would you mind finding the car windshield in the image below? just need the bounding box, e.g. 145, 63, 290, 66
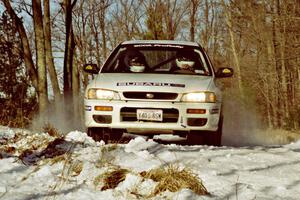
101, 44, 212, 75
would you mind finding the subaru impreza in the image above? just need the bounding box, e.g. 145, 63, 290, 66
83, 40, 233, 145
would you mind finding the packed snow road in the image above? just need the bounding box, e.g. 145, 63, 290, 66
0, 126, 300, 200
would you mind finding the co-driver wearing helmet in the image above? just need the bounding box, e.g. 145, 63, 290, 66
124, 50, 147, 73
173, 51, 196, 74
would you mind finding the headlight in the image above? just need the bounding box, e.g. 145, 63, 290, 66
181, 92, 216, 103
87, 89, 120, 100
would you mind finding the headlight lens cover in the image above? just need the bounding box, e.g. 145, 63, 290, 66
181, 92, 216, 103
87, 89, 120, 100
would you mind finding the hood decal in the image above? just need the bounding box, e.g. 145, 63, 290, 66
117, 82, 185, 88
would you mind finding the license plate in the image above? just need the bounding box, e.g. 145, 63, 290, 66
137, 109, 163, 121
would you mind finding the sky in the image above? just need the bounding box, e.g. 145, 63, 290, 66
1, 126, 300, 200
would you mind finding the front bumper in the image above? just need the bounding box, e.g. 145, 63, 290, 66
84, 99, 221, 133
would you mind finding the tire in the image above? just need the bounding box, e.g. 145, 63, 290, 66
87, 127, 105, 142
187, 130, 205, 145
109, 129, 124, 142
187, 116, 223, 146
87, 128, 123, 143
205, 116, 223, 146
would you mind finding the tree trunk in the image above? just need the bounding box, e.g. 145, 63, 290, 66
222, 0, 244, 97
202, 0, 209, 50
99, 0, 108, 59
266, 40, 278, 128
278, 2, 289, 126
32, 0, 48, 115
72, 51, 80, 129
211, 2, 219, 60
63, 0, 73, 97
248, 1, 273, 128
74, 0, 89, 88
2, 0, 38, 89
189, 0, 199, 42
44, 0, 61, 103
271, 0, 285, 128
63, 0, 77, 128
89, 3, 101, 67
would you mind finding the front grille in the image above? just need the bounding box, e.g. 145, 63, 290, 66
120, 107, 179, 123
123, 92, 178, 100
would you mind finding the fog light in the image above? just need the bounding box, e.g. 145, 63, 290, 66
187, 109, 206, 114
93, 115, 112, 124
187, 118, 207, 126
95, 106, 113, 111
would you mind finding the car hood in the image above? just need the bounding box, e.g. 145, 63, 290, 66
89, 73, 213, 93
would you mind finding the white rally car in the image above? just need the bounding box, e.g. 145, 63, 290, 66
83, 40, 233, 145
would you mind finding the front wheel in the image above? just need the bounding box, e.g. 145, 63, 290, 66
187, 116, 223, 146
205, 116, 223, 146
187, 131, 205, 145
87, 128, 123, 143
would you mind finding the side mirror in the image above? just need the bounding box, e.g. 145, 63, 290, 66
83, 64, 99, 74
215, 67, 234, 78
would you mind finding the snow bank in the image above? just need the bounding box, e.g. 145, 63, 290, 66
0, 126, 16, 139
1, 127, 300, 200
65, 131, 98, 146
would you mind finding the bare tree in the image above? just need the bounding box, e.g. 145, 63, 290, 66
2, 0, 300, 130
98, 0, 110, 59
63, 0, 76, 98
144, 0, 187, 40
221, 0, 244, 97
62, 0, 78, 127
111, 0, 144, 40
73, 0, 90, 88
44, 0, 61, 103
2, 0, 38, 89
189, 0, 200, 42
32, 0, 48, 115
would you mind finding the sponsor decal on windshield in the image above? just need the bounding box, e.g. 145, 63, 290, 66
134, 44, 184, 48
117, 82, 185, 88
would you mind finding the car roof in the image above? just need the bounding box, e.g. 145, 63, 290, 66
121, 40, 200, 47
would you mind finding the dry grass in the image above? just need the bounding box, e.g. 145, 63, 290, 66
43, 123, 61, 137
93, 174, 103, 188
49, 155, 66, 165
1, 146, 15, 155
96, 163, 209, 197
141, 165, 209, 196
102, 144, 118, 152
70, 160, 83, 177
95, 167, 129, 191
253, 129, 300, 145
0, 132, 23, 159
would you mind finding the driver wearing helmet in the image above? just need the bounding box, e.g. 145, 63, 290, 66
174, 51, 196, 74
124, 50, 147, 73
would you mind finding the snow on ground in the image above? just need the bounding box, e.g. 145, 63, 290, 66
1, 126, 300, 200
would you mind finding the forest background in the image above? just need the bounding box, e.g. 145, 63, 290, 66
0, 0, 299, 133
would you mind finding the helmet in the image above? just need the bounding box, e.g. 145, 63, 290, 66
128, 57, 145, 72
175, 51, 195, 69
124, 50, 146, 73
